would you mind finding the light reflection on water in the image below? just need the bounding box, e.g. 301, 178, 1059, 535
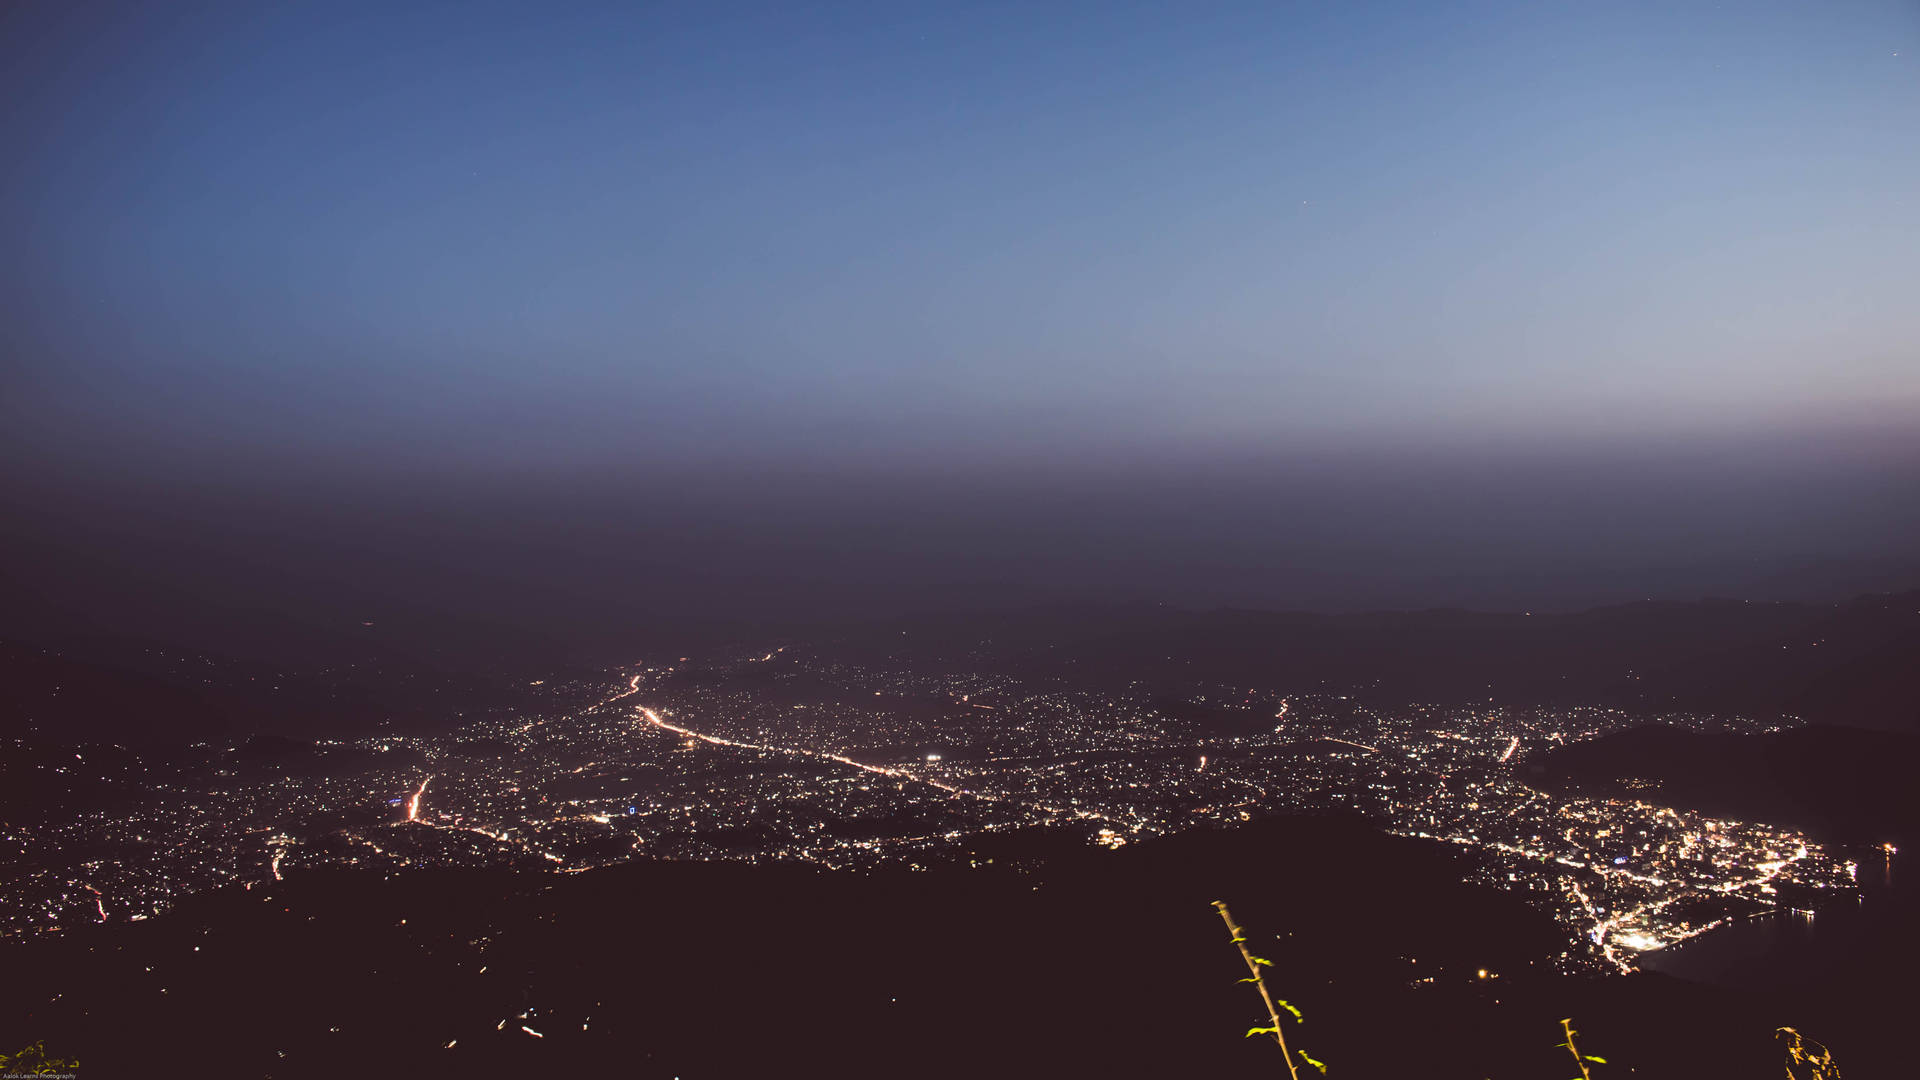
1637, 847, 1906, 989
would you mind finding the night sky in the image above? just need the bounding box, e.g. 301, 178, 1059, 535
4, 1, 1917, 642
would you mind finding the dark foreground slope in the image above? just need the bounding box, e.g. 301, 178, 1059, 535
2, 818, 1896, 1078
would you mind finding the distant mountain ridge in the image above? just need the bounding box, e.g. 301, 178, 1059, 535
840, 590, 1920, 731
0, 638, 596, 744
1532, 723, 1920, 845
4, 589, 1915, 743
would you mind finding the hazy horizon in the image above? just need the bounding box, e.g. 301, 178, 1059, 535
5, 1, 1918, 653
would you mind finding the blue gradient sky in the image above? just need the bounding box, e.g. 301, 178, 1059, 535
4, 1, 1918, 620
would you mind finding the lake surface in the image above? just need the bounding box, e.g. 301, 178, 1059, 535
1638, 847, 1912, 991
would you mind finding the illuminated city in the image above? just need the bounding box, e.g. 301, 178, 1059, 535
2, 645, 1862, 976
